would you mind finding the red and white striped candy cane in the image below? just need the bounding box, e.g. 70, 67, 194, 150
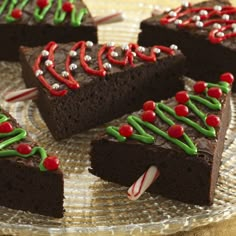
5, 87, 38, 103
128, 166, 160, 201
94, 12, 124, 25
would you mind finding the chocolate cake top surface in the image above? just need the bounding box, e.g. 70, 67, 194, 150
0, 106, 61, 174
0, 0, 94, 26
100, 74, 233, 165
20, 41, 183, 97
141, 0, 236, 48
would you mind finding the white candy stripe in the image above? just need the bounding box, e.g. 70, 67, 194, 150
127, 166, 160, 201
93, 12, 124, 25
151, 7, 164, 16
5, 87, 38, 102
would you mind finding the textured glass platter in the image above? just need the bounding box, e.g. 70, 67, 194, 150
0, 0, 236, 235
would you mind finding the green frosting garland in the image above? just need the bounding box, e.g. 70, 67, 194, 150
0, 0, 87, 26
54, 0, 88, 26
0, 0, 8, 15
5, 0, 29, 23
71, 7, 88, 27
0, 109, 48, 171
34, 0, 53, 22
107, 115, 197, 155
106, 81, 230, 155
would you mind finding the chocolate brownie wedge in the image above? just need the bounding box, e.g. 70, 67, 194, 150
90, 73, 234, 205
19, 41, 185, 140
0, 0, 97, 61
0, 106, 64, 217
138, 0, 236, 91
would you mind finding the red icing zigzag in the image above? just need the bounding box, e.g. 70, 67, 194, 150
160, 3, 236, 44
33, 41, 175, 96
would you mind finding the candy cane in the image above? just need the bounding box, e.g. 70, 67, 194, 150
128, 166, 160, 201
5, 87, 38, 103
94, 12, 124, 25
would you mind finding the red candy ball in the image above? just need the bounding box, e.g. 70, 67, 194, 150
11, 9, 22, 19
143, 100, 156, 111
175, 91, 189, 104
62, 2, 74, 13
0, 122, 13, 133
43, 156, 60, 171
193, 81, 207, 93
142, 110, 156, 123
174, 104, 189, 117
17, 143, 32, 155
220, 72, 234, 84
207, 87, 222, 99
168, 124, 184, 138
36, 0, 49, 8
119, 124, 133, 138
206, 114, 220, 127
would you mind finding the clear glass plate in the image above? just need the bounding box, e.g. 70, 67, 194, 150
0, 1, 236, 235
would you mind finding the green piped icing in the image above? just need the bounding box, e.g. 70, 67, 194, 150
1, 0, 87, 26
0, 0, 8, 16
106, 81, 231, 155
54, 0, 67, 24
54, 0, 87, 26
208, 81, 230, 93
0, 109, 49, 171
34, 0, 53, 22
5, 0, 29, 23
106, 115, 197, 155
0, 113, 8, 123
71, 7, 88, 27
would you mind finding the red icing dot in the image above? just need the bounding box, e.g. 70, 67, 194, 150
11, 9, 22, 19
0, 122, 13, 133
193, 81, 207, 93
175, 91, 189, 104
17, 143, 32, 155
220, 72, 234, 84
174, 104, 189, 117
36, 0, 49, 8
206, 114, 220, 127
168, 124, 184, 138
119, 124, 133, 138
43, 156, 59, 171
207, 87, 222, 99
142, 110, 156, 123
62, 2, 74, 13
143, 100, 156, 111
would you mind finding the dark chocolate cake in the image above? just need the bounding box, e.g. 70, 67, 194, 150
90, 73, 234, 205
0, 106, 64, 217
0, 0, 97, 61
19, 41, 185, 140
138, 0, 236, 91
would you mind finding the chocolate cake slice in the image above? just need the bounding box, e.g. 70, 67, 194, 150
0, 106, 64, 217
90, 73, 234, 205
0, 0, 97, 61
19, 41, 185, 140
138, 0, 236, 91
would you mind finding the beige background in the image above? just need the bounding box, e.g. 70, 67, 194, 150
85, 0, 236, 235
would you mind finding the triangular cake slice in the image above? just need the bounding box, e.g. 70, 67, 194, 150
0, 0, 97, 61
0, 106, 64, 217
19, 41, 185, 140
138, 0, 236, 91
90, 73, 234, 205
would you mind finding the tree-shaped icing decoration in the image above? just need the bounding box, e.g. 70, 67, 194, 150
160, 2, 236, 44
33, 41, 176, 96
0, 0, 88, 25
0, 109, 59, 171
106, 74, 233, 155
